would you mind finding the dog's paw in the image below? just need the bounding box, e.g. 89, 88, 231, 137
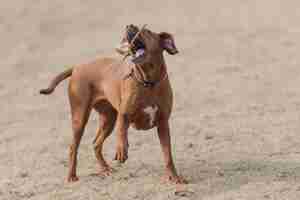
98, 166, 115, 177
162, 174, 188, 184
67, 175, 79, 182
114, 144, 128, 163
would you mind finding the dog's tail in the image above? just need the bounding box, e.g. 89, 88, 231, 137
39, 67, 73, 95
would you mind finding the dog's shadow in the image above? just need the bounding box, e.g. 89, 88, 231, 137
181, 158, 300, 196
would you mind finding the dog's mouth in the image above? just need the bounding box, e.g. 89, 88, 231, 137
115, 25, 147, 63
126, 27, 145, 53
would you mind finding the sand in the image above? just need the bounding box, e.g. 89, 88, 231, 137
1, 0, 300, 199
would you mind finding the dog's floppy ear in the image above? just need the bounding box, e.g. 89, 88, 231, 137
159, 32, 178, 55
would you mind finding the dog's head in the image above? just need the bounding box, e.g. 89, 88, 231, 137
116, 24, 178, 64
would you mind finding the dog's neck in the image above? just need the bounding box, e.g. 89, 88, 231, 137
132, 52, 166, 86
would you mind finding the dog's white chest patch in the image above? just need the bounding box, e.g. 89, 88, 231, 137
143, 105, 158, 127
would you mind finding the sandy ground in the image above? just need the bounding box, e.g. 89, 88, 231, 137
2, 0, 300, 199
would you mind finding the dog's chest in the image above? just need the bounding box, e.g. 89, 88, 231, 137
130, 104, 159, 130
120, 76, 172, 130
121, 83, 159, 130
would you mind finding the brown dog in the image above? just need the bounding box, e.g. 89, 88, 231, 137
40, 25, 186, 184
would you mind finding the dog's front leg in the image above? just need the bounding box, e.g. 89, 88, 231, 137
157, 118, 187, 184
114, 113, 129, 163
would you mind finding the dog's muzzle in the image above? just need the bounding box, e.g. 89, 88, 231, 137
116, 25, 146, 56
116, 35, 146, 65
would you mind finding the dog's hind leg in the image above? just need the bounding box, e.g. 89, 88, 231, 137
67, 82, 92, 182
93, 101, 117, 176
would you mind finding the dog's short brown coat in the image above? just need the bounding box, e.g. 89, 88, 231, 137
40, 25, 186, 184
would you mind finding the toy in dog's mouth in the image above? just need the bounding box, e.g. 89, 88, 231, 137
116, 24, 147, 63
